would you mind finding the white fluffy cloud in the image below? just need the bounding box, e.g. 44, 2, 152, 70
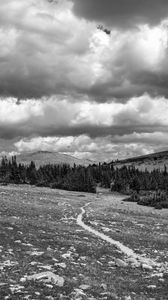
0, 0, 168, 100
14, 131, 168, 162
0, 93, 165, 161
0, 0, 96, 98
1, 94, 168, 133
1, 0, 168, 160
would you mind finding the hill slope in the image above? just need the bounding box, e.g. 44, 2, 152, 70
16, 151, 93, 167
111, 150, 168, 171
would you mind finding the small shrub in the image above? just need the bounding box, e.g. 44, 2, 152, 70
159, 201, 168, 209
123, 191, 140, 202
36, 181, 49, 187
0, 182, 8, 186
154, 203, 163, 210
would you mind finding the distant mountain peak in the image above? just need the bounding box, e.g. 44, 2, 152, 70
16, 151, 93, 167
110, 149, 168, 171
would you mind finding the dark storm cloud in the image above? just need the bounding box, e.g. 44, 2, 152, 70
71, 0, 168, 28
1, 122, 168, 141
131, 71, 168, 98
0, 67, 76, 99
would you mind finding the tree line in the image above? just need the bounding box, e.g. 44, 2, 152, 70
0, 156, 96, 193
1, 156, 168, 196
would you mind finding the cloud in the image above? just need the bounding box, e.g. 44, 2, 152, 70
71, 0, 168, 29
0, 94, 168, 160
1, 0, 168, 161
89, 25, 168, 100
14, 131, 168, 162
0, 0, 96, 98
15, 134, 149, 161
1, 94, 168, 140
0, 0, 168, 100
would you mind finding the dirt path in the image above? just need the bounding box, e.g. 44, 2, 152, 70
77, 205, 159, 268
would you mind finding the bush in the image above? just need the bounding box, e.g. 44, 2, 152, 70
154, 203, 163, 210
123, 191, 140, 202
0, 182, 8, 186
36, 181, 49, 187
138, 191, 168, 209
123, 190, 168, 209
159, 201, 168, 209
50, 182, 61, 189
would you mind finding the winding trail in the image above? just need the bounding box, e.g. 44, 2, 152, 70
77, 205, 158, 267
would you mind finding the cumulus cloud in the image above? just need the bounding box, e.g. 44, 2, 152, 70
14, 131, 168, 162
89, 24, 168, 99
1, 94, 168, 140
0, 0, 168, 100
0, 94, 167, 160
14, 134, 148, 161
71, 0, 168, 29
1, 0, 168, 160
0, 0, 96, 98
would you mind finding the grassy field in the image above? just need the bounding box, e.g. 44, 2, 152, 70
0, 185, 168, 299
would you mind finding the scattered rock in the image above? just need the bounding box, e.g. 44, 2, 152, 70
73, 288, 86, 297
108, 261, 115, 266
80, 256, 87, 261
126, 257, 140, 268
45, 284, 53, 288
2, 260, 18, 267
79, 284, 91, 290
22, 272, 64, 287
7, 227, 13, 230
55, 262, 66, 269
35, 292, 40, 296
0, 283, 7, 286
62, 252, 71, 259
142, 264, 153, 271
150, 272, 163, 278
101, 291, 118, 299
103, 228, 111, 232
101, 283, 107, 290
163, 272, 168, 279
10, 285, 24, 293
147, 285, 156, 290
20, 278, 26, 283
30, 251, 44, 256
158, 278, 165, 283
127, 257, 137, 264
30, 261, 39, 266
115, 258, 128, 268
40, 265, 53, 270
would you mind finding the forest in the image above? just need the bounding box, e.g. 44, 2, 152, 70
0, 156, 168, 208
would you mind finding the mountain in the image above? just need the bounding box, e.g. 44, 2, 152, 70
110, 150, 168, 171
16, 151, 93, 168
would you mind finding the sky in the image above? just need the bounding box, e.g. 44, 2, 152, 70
1, 0, 168, 162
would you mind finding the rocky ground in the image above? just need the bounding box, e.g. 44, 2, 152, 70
0, 185, 167, 299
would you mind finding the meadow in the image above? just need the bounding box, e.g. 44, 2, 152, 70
0, 185, 168, 299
